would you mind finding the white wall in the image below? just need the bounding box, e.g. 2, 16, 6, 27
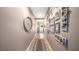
46, 7, 79, 51
0, 7, 35, 51
64, 7, 79, 50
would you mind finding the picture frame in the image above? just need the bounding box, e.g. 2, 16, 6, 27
49, 17, 55, 26
55, 8, 61, 21
50, 25, 55, 34
55, 22, 60, 34
62, 7, 71, 32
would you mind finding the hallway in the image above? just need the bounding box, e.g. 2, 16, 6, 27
26, 34, 53, 51
0, 7, 79, 51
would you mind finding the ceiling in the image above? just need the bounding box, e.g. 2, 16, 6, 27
30, 7, 49, 18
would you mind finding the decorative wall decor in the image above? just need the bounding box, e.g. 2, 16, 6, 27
55, 8, 61, 21
49, 17, 55, 34
49, 17, 55, 26
55, 34, 68, 49
23, 16, 32, 32
50, 25, 55, 34
62, 7, 71, 32
55, 22, 60, 34
46, 7, 69, 49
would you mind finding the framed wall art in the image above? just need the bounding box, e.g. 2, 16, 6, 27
55, 22, 60, 34
55, 8, 61, 21
49, 17, 55, 26
50, 25, 55, 34
62, 7, 71, 32
23, 16, 32, 32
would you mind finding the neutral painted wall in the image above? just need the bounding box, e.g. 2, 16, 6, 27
0, 7, 35, 51
46, 7, 79, 51
64, 7, 79, 51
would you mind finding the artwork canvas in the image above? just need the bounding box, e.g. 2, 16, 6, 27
55, 22, 60, 34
